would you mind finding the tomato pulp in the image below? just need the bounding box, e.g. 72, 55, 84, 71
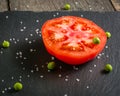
41, 16, 107, 65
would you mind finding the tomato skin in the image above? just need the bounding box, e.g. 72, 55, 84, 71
41, 16, 107, 65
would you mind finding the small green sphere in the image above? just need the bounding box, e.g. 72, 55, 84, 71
93, 37, 100, 44
64, 4, 71, 10
2, 40, 10, 48
104, 64, 113, 72
14, 82, 23, 91
47, 61, 56, 70
106, 32, 111, 38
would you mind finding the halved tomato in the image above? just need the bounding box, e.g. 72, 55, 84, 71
41, 16, 107, 65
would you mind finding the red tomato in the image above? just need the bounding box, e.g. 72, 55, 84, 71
41, 16, 107, 65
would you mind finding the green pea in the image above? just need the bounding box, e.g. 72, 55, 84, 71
64, 4, 71, 10
2, 40, 10, 48
106, 32, 111, 38
47, 61, 56, 70
93, 37, 100, 44
14, 82, 23, 91
104, 64, 112, 72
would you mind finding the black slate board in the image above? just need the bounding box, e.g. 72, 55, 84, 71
0, 11, 120, 96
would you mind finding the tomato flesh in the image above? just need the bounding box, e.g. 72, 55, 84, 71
41, 16, 107, 65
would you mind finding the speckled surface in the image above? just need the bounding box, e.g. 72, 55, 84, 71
0, 11, 120, 96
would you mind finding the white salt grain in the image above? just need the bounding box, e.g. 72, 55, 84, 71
66, 75, 69, 78
22, 67, 26, 70
16, 56, 18, 59
6, 16, 8, 19
81, 15, 84, 17
40, 75, 44, 78
48, 70, 51, 72
105, 45, 108, 49
106, 55, 109, 58
14, 8, 17, 10
20, 21, 23, 24
64, 94, 68, 96
94, 64, 96, 67
75, 2, 78, 5
36, 67, 39, 71
36, 20, 39, 22
20, 29, 24, 32
8, 87, 11, 90
53, 14, 56, 17
59, 66, 62, 69
0, 51, 3, 54
14, 41, 17, 44
51, 56, 55, 60
19, 76, 22, 78
58, 74, 62, 78
27, 74, 30, 78
2, 90, 5, 94
16, 39, 20, 42
56, 12, 59, 15
89, 69, 92, 73
25, 38, 28, 41
89, 7, 92, 10
31, 70, 34, 73
26, 5, 29, 8
30, 34, 33, 37
86, 85, 89, 88
30, 49, 34, 52
19, 79, 22, 82
11, 76, 14, 80
97, 56, 100, 59
35, 28, 39, 32
102, 7, 104, 10
65, 78, 68, 82
76, 78, 80, 82
28, 41, 32, 44
23, 26, 26, 29
19, 51, 22, 55
9, 38, 12, 41
23, 57, 27, 60
2, 79, 4, 82
41, 65, 44, 68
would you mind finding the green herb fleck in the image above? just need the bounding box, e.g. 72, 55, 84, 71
64, 4, 71, 10
13, 82, 23, 91
93, 37, 100, 44
47, 61, 56, 70
106, 32, 111, 38
104, 64, 112, 72
2, 40, 10, 48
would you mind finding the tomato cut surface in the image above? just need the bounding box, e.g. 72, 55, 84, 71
41, 16, 107, 65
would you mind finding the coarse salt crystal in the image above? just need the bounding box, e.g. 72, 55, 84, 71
94, 64, 96, 67
89, 69, 92, 73
25, 38, 28, 41
27, 74, 30, 77
40, 75, 44, 78
65, 78, 68, 82
86, 85, 89, 88
58, 74, 62, 78
31, 70, 34, 73
6, 16, 8, 19
20, 21, 23, 24
20, 29, 24, 32
36, 20, 39, 22
64, 94, 68, 96
2, 90, 5, 93
2, 80, 4, 82
23, 26, 26, 29
76, 78, 80, 82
